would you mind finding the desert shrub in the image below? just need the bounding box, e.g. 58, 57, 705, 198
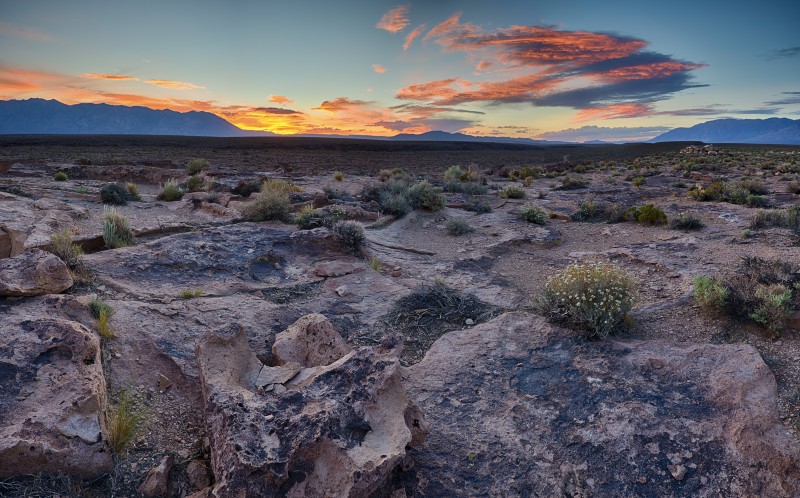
100, 182, 133, 205
738, 178, 768, 195
54, 171, 68, 181
76, 157, 92, 165
464, 199, 492, 213
750, 205, 800, 232
631, 176, 645, 187
331, 220, 365, 253
556, 177, 587, 190
499, 185, 525, 199
688, 182, 723, 201
232, 178, 263, 197
49, 229, 84, 270
537, 262, 637, 339
102, 207, 135, 248
408, 180, 445, 211
446, 218, 473, 236
243, 179, 293, 222
693, 275, 728, 309
520, 204, 548, 225
626, 204, 667, 225
690, 180, 768, 207
377, 167, 410, 182
323, 186, 355, 202
107, 390, 144, 454
378, 190, 413, 216
157, 179, 184, 201
787, 180, 800, 194
572, 198, 605, 222
88, 299, 113, 319
443, 180, 488, 195
518, 166, 541, 179
179, 288, 203, 299
187, 173, 206, 192
125, 183, 141, 201
670, 212, 704, 231
186, 158, 208, 174
295, 205, 345, 229
443, 166, 465, 182
333, 171, 344, 181
369, 257, 381, 272
97, 307, 114, 340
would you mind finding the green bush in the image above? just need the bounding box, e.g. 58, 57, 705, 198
103, 207, 135, 248
446, 218, 473, 236
295, 205, 345, 229
331, 220, 365, 253
443, 166, 465, 182
54, 171, 68, 181
100, 182, 134, 205
556, 177, 587, 190
243, 179, 294, 222
538, 262, 637, 339
408, 180, 446, 211
333, 171, 344, 181
157, 179, 184, 201
693, 275, 728, 309
626, 204, 667, 225
465, 199, 492, 214
186, 158, 208, 174
499, 185, 525, 199
49, 229, 84, 271
187, 173, 206, 192
631, 176, 645, 187
520, 204, 548, 225
88, 298, 114, 319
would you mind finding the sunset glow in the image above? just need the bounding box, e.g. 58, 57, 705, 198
1, 1, 798, 141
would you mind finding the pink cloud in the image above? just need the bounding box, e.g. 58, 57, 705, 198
403, 24, 426, 50
372, 64, 387, 74
144, 79, 205, 90
376, 5, 410, 33
269, 94, 294, 104
83, 73, 139, 81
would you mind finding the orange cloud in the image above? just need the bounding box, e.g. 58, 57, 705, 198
269, 94, 294, 104
0, 21, 54, 42
574, 104, 654, 121
312, 97, 371, 113
376, 5, 410, 33
423, 12, 468, 41
83, 73, 139, 81
372, 64, 387, 74
144, 79, 205, 90
403, 24, 426, 50
594, 61, 706, 82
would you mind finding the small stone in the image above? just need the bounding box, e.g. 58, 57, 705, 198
138, 455, 174, 497
668, 464, 687, 481
637, 476, 647, 484
335, 285, 349, 297
265, 414, 274, 422
465, 318, 475, 325
186, 460, 211, 491
158, 374, 172, 390
391, 270, 402, 277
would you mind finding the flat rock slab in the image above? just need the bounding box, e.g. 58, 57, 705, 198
0, 308, 112, 478
0, 249, 73, 296
401, 312, 800, 497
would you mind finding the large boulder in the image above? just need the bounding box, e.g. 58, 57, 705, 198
196, 322, 425, 497
401, 312, 800, 497
0, 225, 26, 258
0, 249, 73, 296
0, 316, 112, 478
272, 313, 353, 367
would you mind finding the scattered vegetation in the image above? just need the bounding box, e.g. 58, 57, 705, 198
669, 212, 704, 231
179, 288, 203, 299
125, 182, 141, 201
464, 198, 492, 214
408, 180, 446, 211
693, 275, 728, 310
54, 171, 68, 181
571, 198, 626, 223
520, 204, 549, 225
369, 256, 382, 272
97, 307, 115, 340
499, 185, 525, 199
186, 173, 206, 192
100, 182, 137, 205
446, 217, 474, 236
106, 390, 144, 454
555, 176, 587, 190
102, 207, 135, 248
331, 220, 365, 253
625, 204, 667, 225
88, 299, 113, 319
157, 179, 184, 201
243, 178, 294, 222
443, 166, 487, 194
333, 171, 344, 181
295, 205, 345, 229
749, 204, 800, 232
231, 178, 262, 197
186, 158, 209, 174
537, 262, 637, 340
688, 180, 768, 207
631, 176, 645, 187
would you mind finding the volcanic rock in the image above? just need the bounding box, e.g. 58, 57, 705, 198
0, 249, 73, 296
272, 314, 353, 367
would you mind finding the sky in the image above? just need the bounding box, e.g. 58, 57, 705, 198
1, 0, 799, 142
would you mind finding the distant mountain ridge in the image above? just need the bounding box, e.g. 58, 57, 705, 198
652, 118, 800, 145
0, 98, 268, 137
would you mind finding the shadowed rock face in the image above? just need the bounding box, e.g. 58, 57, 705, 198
0, 249, 73, 296
401, 313, 800, 497
196, 322, 426, 498
0, 311, 111, 478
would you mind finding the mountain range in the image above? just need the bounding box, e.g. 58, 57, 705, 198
1, 99, 799, 145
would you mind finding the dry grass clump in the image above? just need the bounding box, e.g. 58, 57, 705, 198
102, 207, 135, 248
186, 158, 208, 174
49, 229, 84, 270
499, 185, 525, 199
157, 179, 184, 201
179, 288, 203, 299
106, 390, 144, 454
669, 212, 704, 231
295, 205, 346, 229
571, 198, 626, 223
446, 218, 473, 236
443, 166, 487, 194
537, 262, 637, 340
54, 171, 68, 181
125, 182, 141, 200
693, 275, 728, 310
97, 307, 115, 340
689, 180, 767, 207
331, 220, 365, 253
187, 173, 207, 192
243, 178, 295, 222
408, 180, 446, 211
749, 204, 800, 232
555, 176, 587, 190
625, 204, 667, 225
520, 204, 548, 225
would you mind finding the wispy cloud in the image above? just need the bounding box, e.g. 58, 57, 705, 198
765, 92, 800, 106
766, 46, 800, 59
253, 107, 301, 115
0, 21, 54, 42
376, 5, 410, 33
144, 79, 205, 90
399, 14, 706, 119
312, 97, 371, 113
372, 64, 387, 74
536, 125, 671, 142
82, 73, 139, 81
403, 24, 426, 50
269, 94, 294, 104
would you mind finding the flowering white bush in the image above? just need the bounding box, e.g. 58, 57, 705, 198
538, 261, 636, 339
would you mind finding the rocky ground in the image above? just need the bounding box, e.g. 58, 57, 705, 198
1, 138, 800, 497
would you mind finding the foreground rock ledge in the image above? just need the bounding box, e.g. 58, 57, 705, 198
402, 312, 800, 497
0, 249, 73, 296
0, 315, 112, 478
196, 320, 426, 497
